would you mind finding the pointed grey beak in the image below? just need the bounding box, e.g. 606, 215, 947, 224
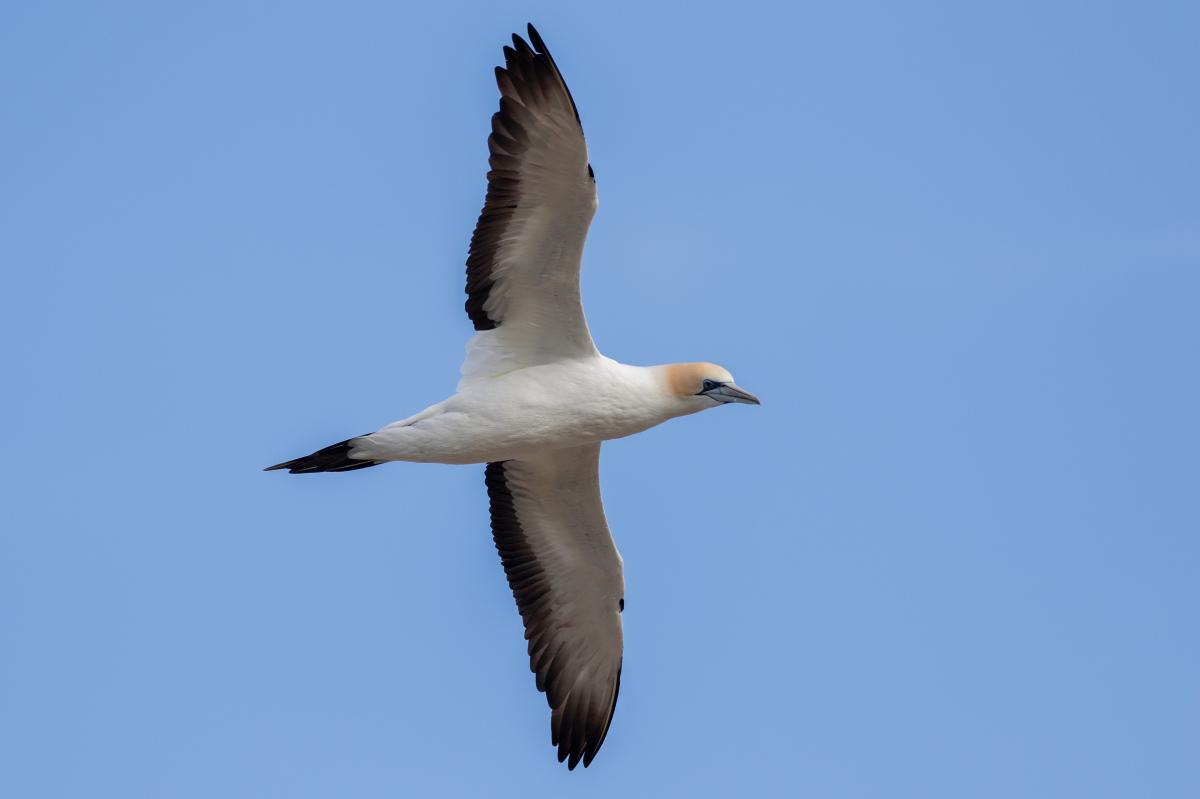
704, 383, 761, 405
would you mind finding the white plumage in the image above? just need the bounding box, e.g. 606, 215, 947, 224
268, 24, 758, 769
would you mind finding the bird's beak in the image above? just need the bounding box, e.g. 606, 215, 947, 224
705, 383, 761, 405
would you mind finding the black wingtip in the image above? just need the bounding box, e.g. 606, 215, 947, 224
508, 23, 582, 126
527, 23, 546, 52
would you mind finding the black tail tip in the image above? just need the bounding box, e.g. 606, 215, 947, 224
264, 435, 381, 474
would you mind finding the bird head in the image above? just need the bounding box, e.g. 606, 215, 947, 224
661, 362, 760, 414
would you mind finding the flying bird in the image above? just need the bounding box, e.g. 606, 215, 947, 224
267, 24, 759, 769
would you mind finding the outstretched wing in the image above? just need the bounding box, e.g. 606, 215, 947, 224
461, 24, 600, 383
484, 443, 624, 769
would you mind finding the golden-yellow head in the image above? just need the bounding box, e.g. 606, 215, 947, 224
662, 362, 760, 407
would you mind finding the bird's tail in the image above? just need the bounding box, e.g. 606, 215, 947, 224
264, 435, 383, 474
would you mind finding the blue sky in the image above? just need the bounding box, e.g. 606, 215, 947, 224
2, 1, 1197, 796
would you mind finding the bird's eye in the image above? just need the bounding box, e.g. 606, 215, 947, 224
701, 379, 718, 392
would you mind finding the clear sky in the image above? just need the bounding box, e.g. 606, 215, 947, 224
2, 1, 1197, 796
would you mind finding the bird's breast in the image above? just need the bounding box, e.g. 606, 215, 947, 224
458, 362, 670, 455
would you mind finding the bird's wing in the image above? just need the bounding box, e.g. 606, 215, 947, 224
485, 443, 624, 769
461, 25, 600, 384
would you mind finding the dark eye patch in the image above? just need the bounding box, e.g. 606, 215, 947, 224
701, 379, 719, 392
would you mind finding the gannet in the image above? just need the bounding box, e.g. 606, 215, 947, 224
266, 24, 759, 769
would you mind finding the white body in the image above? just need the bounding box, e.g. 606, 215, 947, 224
354, 358, 699, 465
